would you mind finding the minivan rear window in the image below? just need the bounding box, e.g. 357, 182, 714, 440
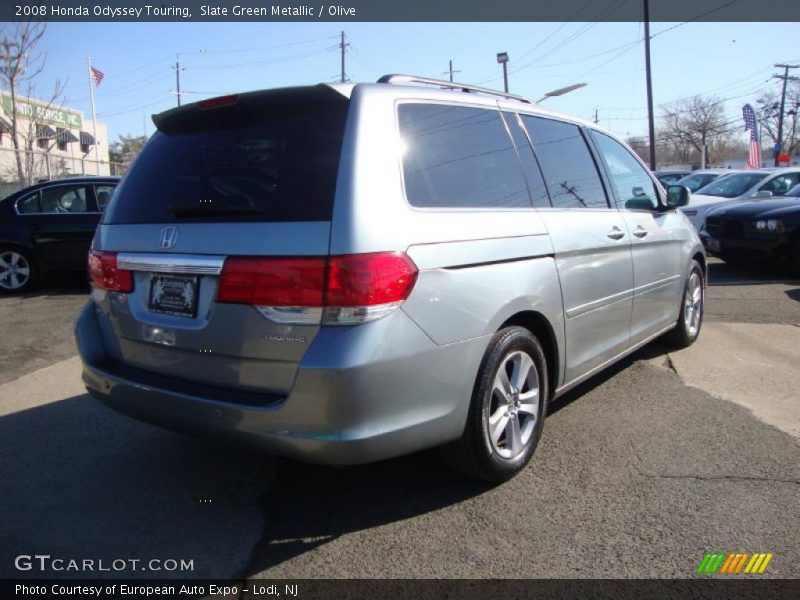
104, 89, 349, 224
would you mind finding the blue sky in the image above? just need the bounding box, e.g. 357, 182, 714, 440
34, 21, 800, 144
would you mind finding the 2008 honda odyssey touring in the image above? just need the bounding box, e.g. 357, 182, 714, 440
76, 75, 705, 481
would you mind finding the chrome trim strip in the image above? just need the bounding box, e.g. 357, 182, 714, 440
117, 253, 225, 275
632, 275, 681, 297
566, 289, 633, 319
554, 321, 676, 398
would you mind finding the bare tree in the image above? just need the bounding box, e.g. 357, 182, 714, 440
109, 134, 147, 168
658, 95, 733, 165
756, 83, 800, 160
0, 22, 65, 184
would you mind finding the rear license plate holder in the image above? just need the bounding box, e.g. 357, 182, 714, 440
148, 274, 198, 318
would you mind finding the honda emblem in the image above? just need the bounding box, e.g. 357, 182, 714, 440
160, 226, 179, 249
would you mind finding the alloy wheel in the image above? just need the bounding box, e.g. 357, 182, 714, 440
487, 350, 540, 459
0, 251, 31, 291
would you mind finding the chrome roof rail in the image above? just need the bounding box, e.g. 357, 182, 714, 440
377, 74, 533, 104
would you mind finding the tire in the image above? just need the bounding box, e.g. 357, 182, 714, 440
442, 326, 548, 483
664, 260, 704, 348
790, 241, 800, 279
0, 246, 37, 293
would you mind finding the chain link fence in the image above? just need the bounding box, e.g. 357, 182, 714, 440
0, 147, 127, 199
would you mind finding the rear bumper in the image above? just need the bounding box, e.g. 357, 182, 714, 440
76, 302, 487, 465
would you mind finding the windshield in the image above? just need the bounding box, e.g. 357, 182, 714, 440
104, 89, 349, 224
676, 173, 720, 192
695, 172, 765, 198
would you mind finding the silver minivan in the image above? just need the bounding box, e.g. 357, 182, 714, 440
76, 75, 706, 481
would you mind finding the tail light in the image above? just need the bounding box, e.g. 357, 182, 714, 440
88, 250, 134, 293
217, 252, 418, 325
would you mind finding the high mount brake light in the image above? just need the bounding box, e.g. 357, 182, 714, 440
198, 94, 239, 109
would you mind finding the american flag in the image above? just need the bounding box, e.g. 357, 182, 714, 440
742, 103, 761, 170
89, 66, 105, 87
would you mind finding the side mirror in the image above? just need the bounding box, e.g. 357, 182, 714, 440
666, 185, 691, 208
752, 190, 773, 198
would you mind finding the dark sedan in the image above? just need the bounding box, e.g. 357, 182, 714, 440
0, 176, 120, 292
700, 183, 800, 276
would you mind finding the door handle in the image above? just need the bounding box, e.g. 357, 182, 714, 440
607, 227, 625, 240
633, 226, 648, 238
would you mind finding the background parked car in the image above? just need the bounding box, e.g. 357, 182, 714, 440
680, 168, 800, 229
654, 170, 692, 186
674, 168, 741, 193
0, 176, 120, 292
701, 182, 800, 275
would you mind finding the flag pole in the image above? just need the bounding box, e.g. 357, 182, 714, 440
87, 56, 100, 175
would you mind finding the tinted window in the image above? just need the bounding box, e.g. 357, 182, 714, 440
591, 131, 658, 211
16, 193, 40, 214
503, 112, 551, 207
105, 95, 348, 224
760, 172, 800, 194
399, 104, 530, 208
677, 173, 720, 192
40, 185, 88, 214
522, 116, 608, 209
95, 185, 115, 211
696, 173, 765, 198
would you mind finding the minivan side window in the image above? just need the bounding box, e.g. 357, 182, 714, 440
590, 130, 659, 211
521, 116, 608, 209
502, 112, 552, 208
398, 104, 531, 209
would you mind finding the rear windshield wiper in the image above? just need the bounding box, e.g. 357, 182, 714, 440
166, 203, 268, 217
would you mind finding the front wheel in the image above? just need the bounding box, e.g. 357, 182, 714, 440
441, 326, 548, 482
664, 260, 704, 348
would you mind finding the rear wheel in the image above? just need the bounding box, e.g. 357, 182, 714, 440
0, 247, 37, 293
442, 326, 548, 482
664, 260, 704, 348
791, 241, 800, 279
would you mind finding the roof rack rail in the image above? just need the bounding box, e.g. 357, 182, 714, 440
376, 74, 533, 104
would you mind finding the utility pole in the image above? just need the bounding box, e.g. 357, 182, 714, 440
173, 55, 184, 106
594, 108, 599, 124
339, 31, 349, 83
445, 60, 461, 82
772, 63, 800, 166
643, 0, 656, 170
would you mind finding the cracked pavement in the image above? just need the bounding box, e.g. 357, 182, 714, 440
1, 258, 798, 579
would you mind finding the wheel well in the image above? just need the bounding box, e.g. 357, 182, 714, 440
500, 311, 559, 397
693, 252, 707, 279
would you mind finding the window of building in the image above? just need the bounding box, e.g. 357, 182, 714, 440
520, 116, 609, 209
398, 104, 531, 209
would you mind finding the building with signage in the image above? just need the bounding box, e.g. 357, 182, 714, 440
0, 92, 109, 184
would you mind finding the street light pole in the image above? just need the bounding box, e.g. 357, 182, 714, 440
537, 83, 587, 103
497, 52, 509, 93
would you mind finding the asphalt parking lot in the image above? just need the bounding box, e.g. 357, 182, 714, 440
0, 258, 798, 580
